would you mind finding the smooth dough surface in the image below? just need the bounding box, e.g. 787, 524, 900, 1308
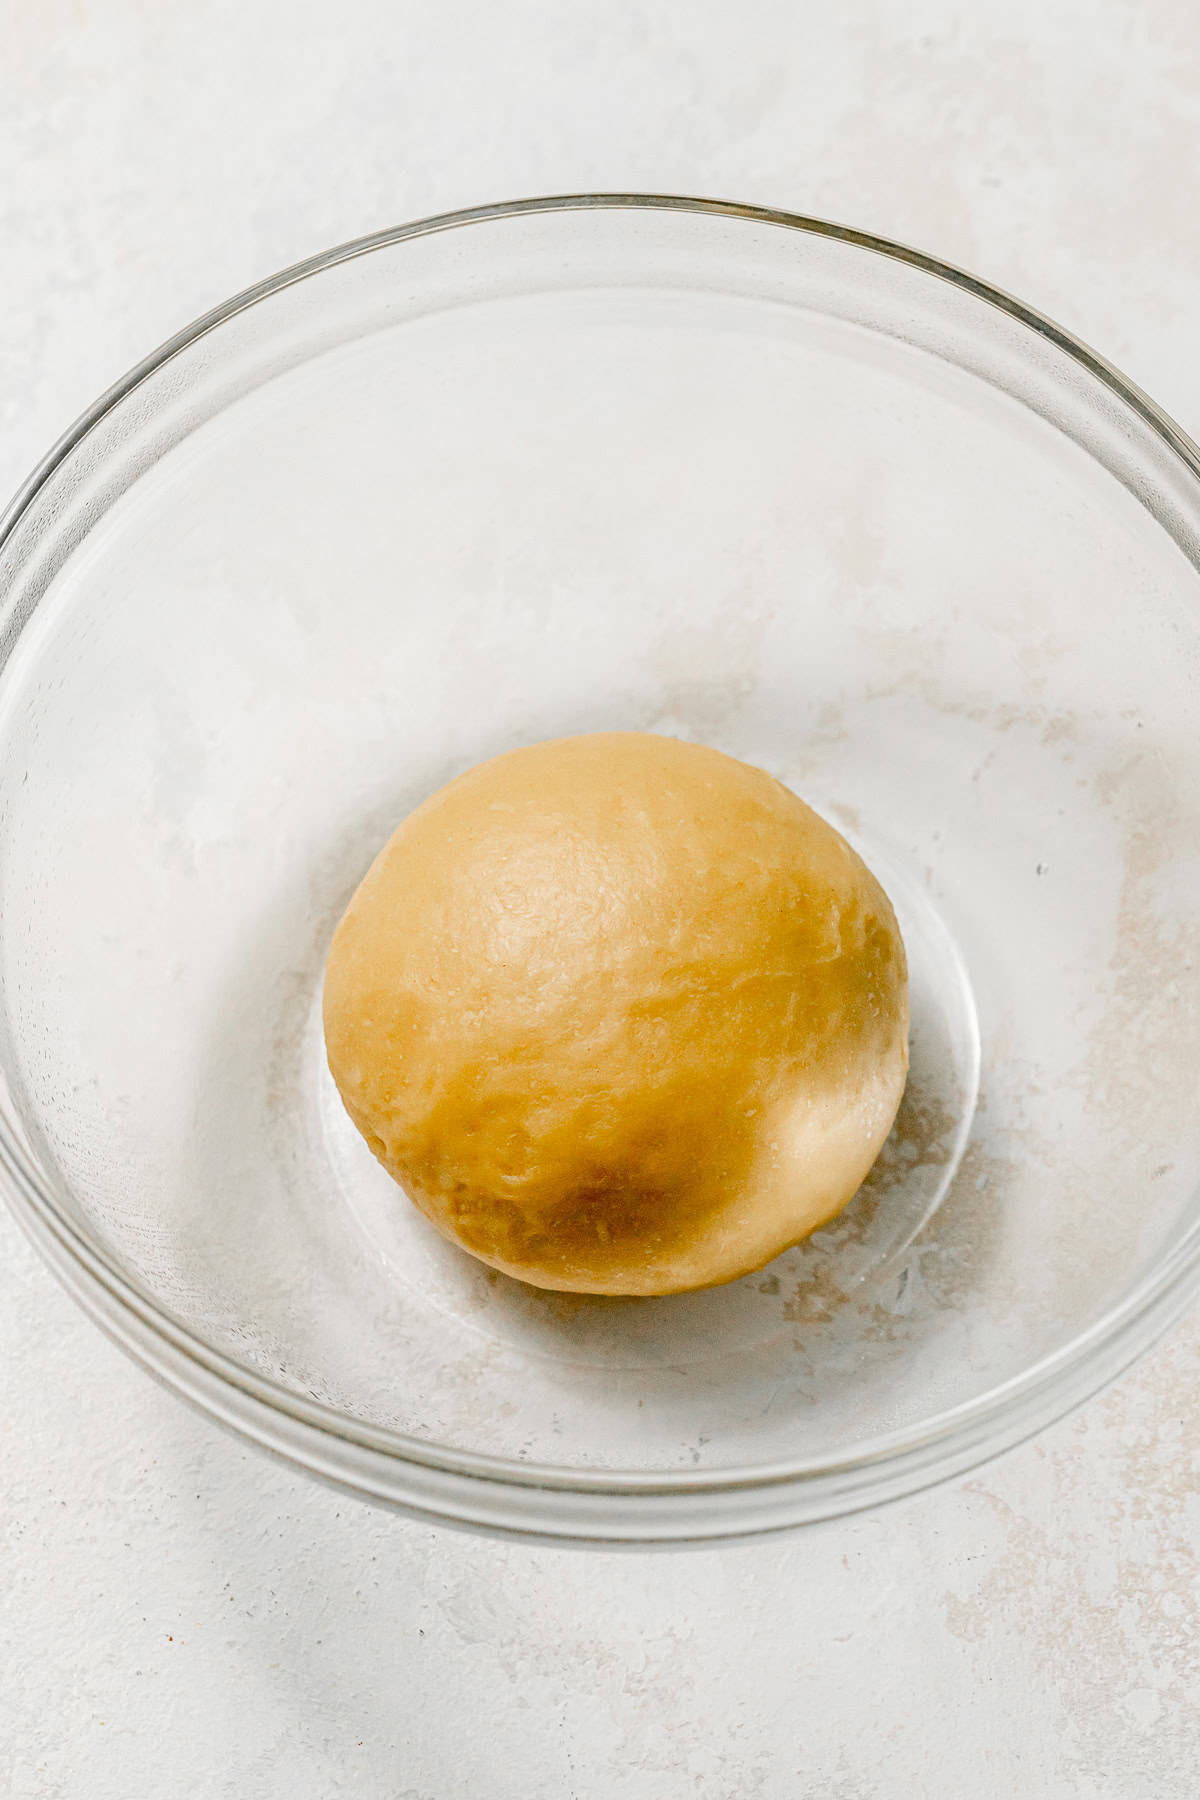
323, 733, 909, 1295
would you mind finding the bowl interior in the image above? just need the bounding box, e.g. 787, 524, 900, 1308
3, 203, 1200, 1478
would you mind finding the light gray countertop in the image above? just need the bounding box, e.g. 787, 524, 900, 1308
3, 4, 1199, 1794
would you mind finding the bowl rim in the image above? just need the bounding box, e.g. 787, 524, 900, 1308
4, 191, 1200, 1527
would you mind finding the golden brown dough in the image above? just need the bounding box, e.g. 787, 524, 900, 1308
323, 733, 908, 1295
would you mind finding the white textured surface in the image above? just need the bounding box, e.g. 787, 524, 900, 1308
3, 3, 1200, 1794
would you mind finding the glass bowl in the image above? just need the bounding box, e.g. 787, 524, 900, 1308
3, 195, 1200, 1546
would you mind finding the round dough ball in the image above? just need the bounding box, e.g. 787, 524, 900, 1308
323, 733, 908, 1296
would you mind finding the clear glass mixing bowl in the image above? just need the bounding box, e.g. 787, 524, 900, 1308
3, 196, 1200, 1544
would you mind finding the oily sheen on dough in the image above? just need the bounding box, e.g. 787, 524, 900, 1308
323, 733, 909, 1296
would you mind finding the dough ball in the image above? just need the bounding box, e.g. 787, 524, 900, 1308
323, 733, 908, 1295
